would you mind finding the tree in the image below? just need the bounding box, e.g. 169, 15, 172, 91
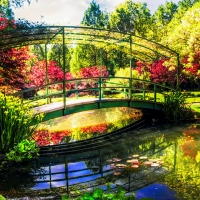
48, 44, 72, 72
165, 0, 200, 36
0, 47, 33, 90
81, 0, 109, 28
109, 0, 151, 37
28, 60, 75, 90
0, 0, 14, 19
181, 52, 200, 89
150, 59, 177, 87
29, 60, 64, 86
30, 44, 46, 61
70, 44, 101, 74
164, 2, 200, 59
0, 0, 35, 19
72, 1, 109, 77
153, 1, 178, 27
0, 16, 35, 91
150, 1, 178, 41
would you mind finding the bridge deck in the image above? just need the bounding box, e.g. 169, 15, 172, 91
34, 98, 104, 113
33, 98, 163, 122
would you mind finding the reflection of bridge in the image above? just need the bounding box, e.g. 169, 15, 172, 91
30, 129, 176, 198
13, 77, 174, 121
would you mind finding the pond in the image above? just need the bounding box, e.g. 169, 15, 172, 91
1, 108, 200, 200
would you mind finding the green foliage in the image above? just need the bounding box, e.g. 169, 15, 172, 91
0, 93, 43, 153
0, 194, 5, 200
110, 68, 150, 93
0, 0, 14, 19
6, 139, 39, 162
109, 0, 151, 36
150, 1, 178, 41
70, 45, 100, 74
164, 2, 200, 58
81, 0, 109, 28
48, 44, 72, 71
163, 91, 193, 121
62, 185, 138, 200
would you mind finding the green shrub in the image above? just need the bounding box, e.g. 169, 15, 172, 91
0, 195, 5, 200
62, 183, 154, 200
0, 93, 43, 154
163, 91, 193, 121
62, 187, 136, 200
6, 139, 39, 162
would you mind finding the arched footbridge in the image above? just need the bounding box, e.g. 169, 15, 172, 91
1, 25, 179, 122
12, 77, 174, 122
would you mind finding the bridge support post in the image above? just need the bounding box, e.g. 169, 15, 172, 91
45, 44, 49, 104
129, 35, 133, 99
63, 27, 67, 109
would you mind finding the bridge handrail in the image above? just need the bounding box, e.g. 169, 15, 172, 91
11, 76, 175, 107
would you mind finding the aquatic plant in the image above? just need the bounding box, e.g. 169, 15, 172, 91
0, 93, 43, 155
6, 139, 39, 162
163, 90, 193, 121
62, 183, 154, 200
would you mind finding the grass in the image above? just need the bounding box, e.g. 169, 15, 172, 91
22, 89, 200, 119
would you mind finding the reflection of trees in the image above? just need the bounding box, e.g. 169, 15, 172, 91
162, 125, 200, 200
83, 131, 175, 191
36, 107, 143, 145
106, 107, 142, 129
0, 161, 43, 197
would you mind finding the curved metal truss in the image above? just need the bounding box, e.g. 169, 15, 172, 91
0, 26, 180, 85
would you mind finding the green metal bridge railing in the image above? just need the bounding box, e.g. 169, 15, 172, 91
12, 77, 175, 109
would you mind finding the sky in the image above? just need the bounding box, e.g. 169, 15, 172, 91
13, 0, 180, 26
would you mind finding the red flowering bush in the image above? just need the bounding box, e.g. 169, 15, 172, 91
77, 66, 109, 78
29, 60, 75, 90
150, 59, 177, 87
0, 47, 34, 90
29, 60, 64, 86
0, 17, 15, 31
69, 66, 109, 96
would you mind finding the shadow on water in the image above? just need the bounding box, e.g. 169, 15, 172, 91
1, 121, 200, 199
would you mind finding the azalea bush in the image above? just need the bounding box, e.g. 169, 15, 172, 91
0, 93, 43, 154
74, 66, 109, 97
29, 60, 75, 90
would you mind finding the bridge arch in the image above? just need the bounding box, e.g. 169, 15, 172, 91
0, 25, 180, 86
0, 26, 177, 120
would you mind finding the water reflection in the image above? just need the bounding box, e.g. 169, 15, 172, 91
33, 107, 143, 146
2, 123, 200, 199
0, 160, 43, 197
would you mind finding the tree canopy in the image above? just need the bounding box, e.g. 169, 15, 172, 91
81, 0, 109, 28
109, 0, 151, 37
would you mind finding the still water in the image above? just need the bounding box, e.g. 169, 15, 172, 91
1, 108, 200, 200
